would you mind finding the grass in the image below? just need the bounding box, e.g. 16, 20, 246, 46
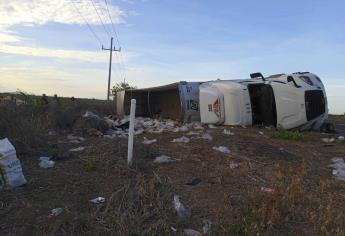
84, 160, 97, 172
271, 125, 303, 141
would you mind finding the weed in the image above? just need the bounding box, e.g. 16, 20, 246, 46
271, 125, 303, 141
84, 160, 97, 172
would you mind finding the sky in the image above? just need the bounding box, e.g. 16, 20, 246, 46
0, 0, 344, 114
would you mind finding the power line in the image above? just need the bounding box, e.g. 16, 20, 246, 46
104, 0, 127, 81
89, 0, 111, 37
104, 0, 121, 47
70, 0, 103, 46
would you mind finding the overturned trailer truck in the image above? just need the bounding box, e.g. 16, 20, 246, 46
200, 72, 328, 131
117, 72, 328, 131
116, 82, 201, 122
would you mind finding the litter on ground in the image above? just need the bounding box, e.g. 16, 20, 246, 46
329, 157, 345, 181
67, 134, 85, 142
338, 136, 345, 141
142, 138, 157, 145
321, 137, 335, 143
154, 155, 173, 163
186, 177, 202, 186
172, 136, 190, 143
89, 197, 106, 204
48, 208, 63, 218
69, 147, 86, 152
208, 124, 217, 129
39, 157, 55, 169
261, 187, 274, 193
202, 220, 212, 234
212, 146, 231, 154
186, 131, 200, 136
173, 195, 191, 218
229, 162, 240, 169
0, 138, 27, 189
223, 129, 235, 135
183, 229, 201, 236
191, 133, 213, 141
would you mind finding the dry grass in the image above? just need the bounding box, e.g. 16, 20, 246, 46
1, 102, 345, 235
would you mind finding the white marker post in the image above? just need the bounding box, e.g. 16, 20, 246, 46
127, 99, 136, 166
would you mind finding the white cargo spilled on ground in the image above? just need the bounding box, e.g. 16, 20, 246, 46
0, 138, 27, 189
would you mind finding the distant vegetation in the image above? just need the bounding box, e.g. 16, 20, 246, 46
111, 81, 137, 99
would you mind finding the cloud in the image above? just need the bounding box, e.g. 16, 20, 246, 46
0, 0, 126, 31
0, 0, 127, 54
0, 44, 136, 63
0, 1, 137, 63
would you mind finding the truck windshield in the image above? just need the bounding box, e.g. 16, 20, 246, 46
248, 84, 277, 127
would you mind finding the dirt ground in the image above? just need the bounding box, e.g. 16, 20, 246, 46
1, 116, 345, 235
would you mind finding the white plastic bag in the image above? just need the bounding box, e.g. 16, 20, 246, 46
173, 195, 191, 218
0, 138, 27, 189
38, 157, 55, 168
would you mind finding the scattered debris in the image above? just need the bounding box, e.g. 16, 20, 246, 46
39, 157, 55, 169
89, 197, 106, 204
338, 136, 345, 141
212, 146, 231, 154
172, 136, 190, 143
0, 138, 27, 189
173, 125, 189, 132
329, 157, 345, 181
142, 138, 157, 145
135, 129, 144, 135
186, 131, 200, 136
192, 133, 213, 141
171, 227, 177, 232
261, 187, 274, 193
69, 147, 86, 152
186, 177, 202, 186
259, 131, 264, 135
173, 195, 191, 218
154, 155, 173, 163
193, 123, 204, 130
83, 111, 102, 120
321, 137, 335, 143
229, 162, 240, 169
202, 220, 212, 234
201, 133, 213, 141
183, 229, 201, 236
67, 134, 85, 142
208, 124, 217, 129
223, 129, 235, 135
48, 208, 63, 218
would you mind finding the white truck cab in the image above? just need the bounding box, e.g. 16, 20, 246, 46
200, 72, 328, 131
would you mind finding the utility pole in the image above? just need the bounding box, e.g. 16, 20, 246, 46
102, 37, 121, 101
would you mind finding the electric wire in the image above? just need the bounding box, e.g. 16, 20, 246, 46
70, 0, 104, 46
89, 0, 112, 37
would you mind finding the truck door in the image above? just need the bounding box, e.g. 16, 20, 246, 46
199, 84, 225, 124
270, 82, 307, 129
